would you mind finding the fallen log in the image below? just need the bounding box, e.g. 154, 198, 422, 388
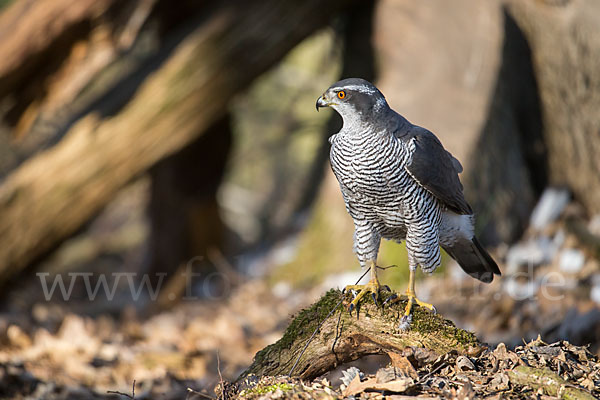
508, 366, 595, 400
0, 0, 353, 284
238, 289, 481, 380
0, 0, 116, 100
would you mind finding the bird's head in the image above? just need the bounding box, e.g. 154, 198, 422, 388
316, 78, 389, 127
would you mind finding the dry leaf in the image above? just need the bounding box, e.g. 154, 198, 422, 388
456, 380, 476, 400
342, 374, 363, 397
343, 376, 412, 397
456, 356, 475, 371
387, 352, 420, 380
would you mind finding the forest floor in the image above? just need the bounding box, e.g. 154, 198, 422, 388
1, 276, 599, 399
1, 191, 600, 399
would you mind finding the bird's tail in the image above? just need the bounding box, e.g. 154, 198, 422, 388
442, 237, 501, 283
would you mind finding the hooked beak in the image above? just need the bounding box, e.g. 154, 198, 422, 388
315, 95, 329, 111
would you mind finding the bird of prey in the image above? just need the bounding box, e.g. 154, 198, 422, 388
316, 78, 500, 327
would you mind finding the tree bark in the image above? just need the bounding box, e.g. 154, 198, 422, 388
506, 0, 600, 216
238, 290, 481, 380
0, 0, 115, 100
0, 0, 169, 176
0, 0, 126, 137
0, 0, 354, 285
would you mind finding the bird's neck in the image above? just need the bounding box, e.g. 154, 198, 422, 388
340, 113, 371, 135
350, 102, 387, 125
339, 107, 396, 137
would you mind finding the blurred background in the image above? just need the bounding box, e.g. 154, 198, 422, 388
0, 0, 599, 398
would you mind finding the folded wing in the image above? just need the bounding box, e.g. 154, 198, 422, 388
399, 126, 472, 215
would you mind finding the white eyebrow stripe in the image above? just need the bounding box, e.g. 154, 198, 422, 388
331, 84, 377, 94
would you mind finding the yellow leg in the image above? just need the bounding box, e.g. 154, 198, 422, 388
403, 268, 436, 317
344, 261, 381, 311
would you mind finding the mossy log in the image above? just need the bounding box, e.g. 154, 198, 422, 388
239, 289, 481, 380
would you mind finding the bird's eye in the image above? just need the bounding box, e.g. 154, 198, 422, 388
337, 91, 346, 99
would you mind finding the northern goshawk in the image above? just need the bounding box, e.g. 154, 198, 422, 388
316, 78, 500, 327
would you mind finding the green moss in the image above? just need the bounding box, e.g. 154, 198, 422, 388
450, 323, 479, 345
0, 0, 14, 10
334, 284, 478, 347
240, 382, 295, 396
408, 305, 478, 346
250, 289, 343, 370
342, 291, 479, 346
278, 289, 342, 349
334, 285, 477, 347
508, 366, 597, 400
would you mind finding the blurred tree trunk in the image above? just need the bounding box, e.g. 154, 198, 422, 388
469, 0, 600, 244
273, 1, 378, 284
506, 0, 600, 215
293, 0, 377, 216
0, 0, 355, 286
466, 8, 545, 245
147, 114, 232, 303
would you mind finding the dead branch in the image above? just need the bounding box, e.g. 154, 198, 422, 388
107, 379, 136, 399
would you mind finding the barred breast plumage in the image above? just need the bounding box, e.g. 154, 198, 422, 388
329, 116, 443, 273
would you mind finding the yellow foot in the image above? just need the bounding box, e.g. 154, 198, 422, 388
344, 278, 382, 312
398, 291, 436, 331
403, 291, 436, 316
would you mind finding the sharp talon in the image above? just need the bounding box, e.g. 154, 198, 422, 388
383, 294, 397, 305
403, 289, 436, 316
371, 292, 378, 305
383, 293, 398, 305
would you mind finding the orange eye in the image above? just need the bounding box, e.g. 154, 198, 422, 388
337, 90, 346, 99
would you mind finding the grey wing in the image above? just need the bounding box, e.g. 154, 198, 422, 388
402, 127, 472, 215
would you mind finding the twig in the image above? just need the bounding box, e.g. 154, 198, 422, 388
208, 248, 244, 286
331, 306, 344, 363
377, 264, 398, 271
217, 350, 225, 400
288, 267, 371, 376
107, 379, 136, 399
187, 387, 216, 399
416, 362, 447, 385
